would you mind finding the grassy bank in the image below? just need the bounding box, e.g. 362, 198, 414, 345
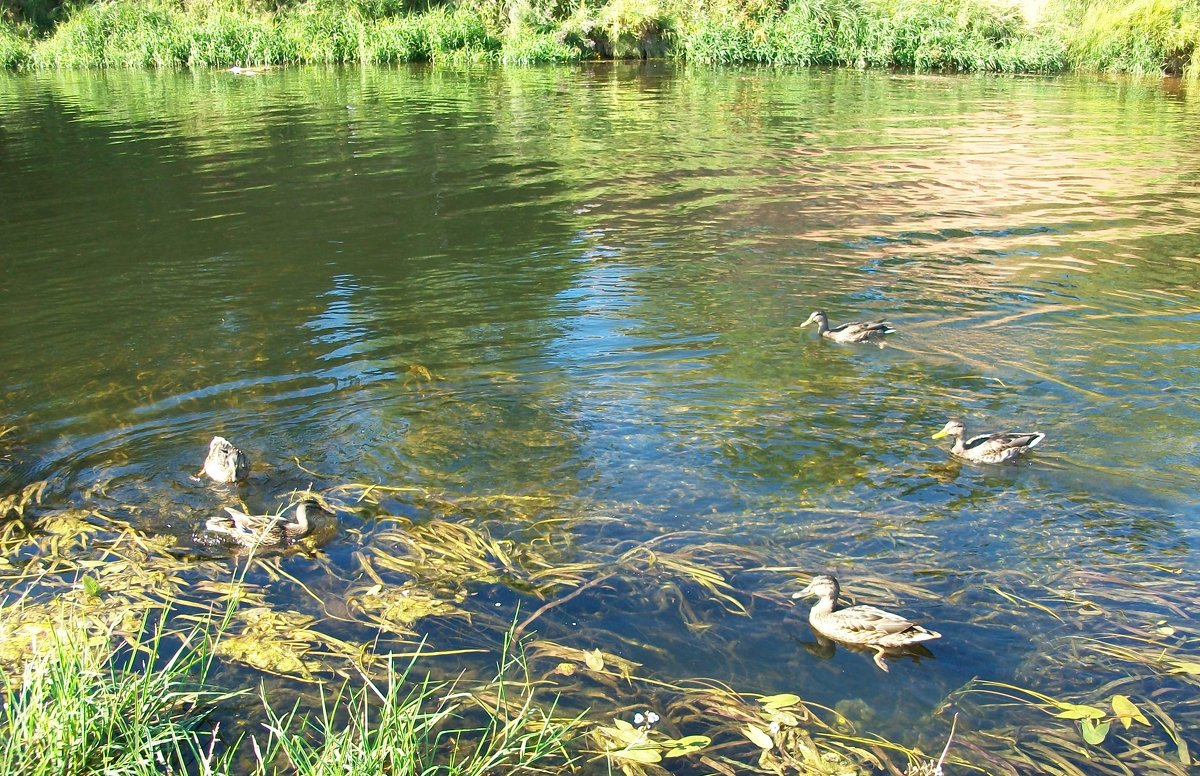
0, 607, 579, 775
0, 0, 1197, 76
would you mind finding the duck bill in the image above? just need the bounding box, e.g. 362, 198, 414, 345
931, 429, 950, 439
791, 583, 815, 599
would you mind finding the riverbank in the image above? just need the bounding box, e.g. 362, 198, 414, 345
0, 605, 579, 775
0, 0, 1197, 78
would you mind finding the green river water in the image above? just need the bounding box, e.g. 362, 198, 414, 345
1, 64, 1198, 774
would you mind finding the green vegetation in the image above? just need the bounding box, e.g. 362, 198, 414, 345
0, 613, 221, 776
0, 610, 580, 775
0, 0, 1198, 76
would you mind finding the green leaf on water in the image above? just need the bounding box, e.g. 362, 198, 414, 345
759, 693, 801, 710
81, 576, 103, 598
1110, 695, 1149, 729
1081, 718, 1110, 745
664, 735, 710, 757
1054, 703, 1105, 720
742, 724, 774, 750
611, 746, 662, 764
1167, 660, 1200, 675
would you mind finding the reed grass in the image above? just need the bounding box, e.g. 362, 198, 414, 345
249, 642, 579, 775
0, 0, 1196, 75
0, 610, 227, 776
1060, 0, 1200, 78
0, 23, 33, 69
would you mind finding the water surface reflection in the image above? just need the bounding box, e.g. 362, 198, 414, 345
0, 64, 1197, 773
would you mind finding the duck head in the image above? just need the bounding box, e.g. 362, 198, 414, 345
792, 574, 840, 601
931, 419, 965, 441
800, 310, 828, 328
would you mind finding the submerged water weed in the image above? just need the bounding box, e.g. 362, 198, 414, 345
0, 464, 1195, 775
662, 685, 887, 775
952, 679, 1192, 774
347, 556, 468, 638
0, 480, 47, 523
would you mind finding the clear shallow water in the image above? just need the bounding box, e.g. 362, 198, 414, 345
1, 64, 1198, 771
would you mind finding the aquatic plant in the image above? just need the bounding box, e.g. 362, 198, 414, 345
0, 452, 1196, 776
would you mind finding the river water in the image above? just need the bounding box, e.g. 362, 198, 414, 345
1, 64, 1197, 773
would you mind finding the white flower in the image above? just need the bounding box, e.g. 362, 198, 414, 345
633, 710, 661, 730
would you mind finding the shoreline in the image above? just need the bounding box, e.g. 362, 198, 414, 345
2, 0, 1197, 80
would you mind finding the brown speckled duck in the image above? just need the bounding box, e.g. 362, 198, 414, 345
204, 499, 324, 549
793, 575, 941, 671
932, 418, 1045, 464
800, 310, 896, 343
202, 436, 249, 483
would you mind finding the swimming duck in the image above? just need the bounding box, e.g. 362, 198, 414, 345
800, 310, 896, 343
932, 419, 1045, 464
202, 436, 249, 483
792, 575, 941, 671
204, 499, 323, 548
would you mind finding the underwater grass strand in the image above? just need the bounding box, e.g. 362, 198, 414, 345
1, 465, 1197, 776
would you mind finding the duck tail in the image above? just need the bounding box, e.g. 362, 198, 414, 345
1025, 432, 1046, 448
910, 626, 942, 642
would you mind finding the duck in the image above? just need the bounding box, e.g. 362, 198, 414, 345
931, 418, 1045, 464
202, 436, 249, 483
792, 574, 941, 671
800, 310, 896, 343
204, 498, 324, 548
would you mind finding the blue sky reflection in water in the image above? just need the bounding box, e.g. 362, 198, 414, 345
0, 64, 1198, 772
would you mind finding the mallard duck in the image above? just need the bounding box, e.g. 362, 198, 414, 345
202, 436, 249, 483
792, 575, 941, 671
800, 310, 896, 343
932, 418, 1045, 464
204, 498, 324, 548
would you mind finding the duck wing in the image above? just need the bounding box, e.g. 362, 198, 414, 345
829, 321, 896, 341
964, 431, 1045, 457
837, 604, 921, 636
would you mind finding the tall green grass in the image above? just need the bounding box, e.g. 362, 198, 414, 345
682, 0, 1070, 70
250, 647, 578, 774
1059, 0, 1200, 78
0, 0, 1197, 76
0, 22, 33, 68
0, 604, 579, 776
24, 0, 504, 68
0, 613, 226, 775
